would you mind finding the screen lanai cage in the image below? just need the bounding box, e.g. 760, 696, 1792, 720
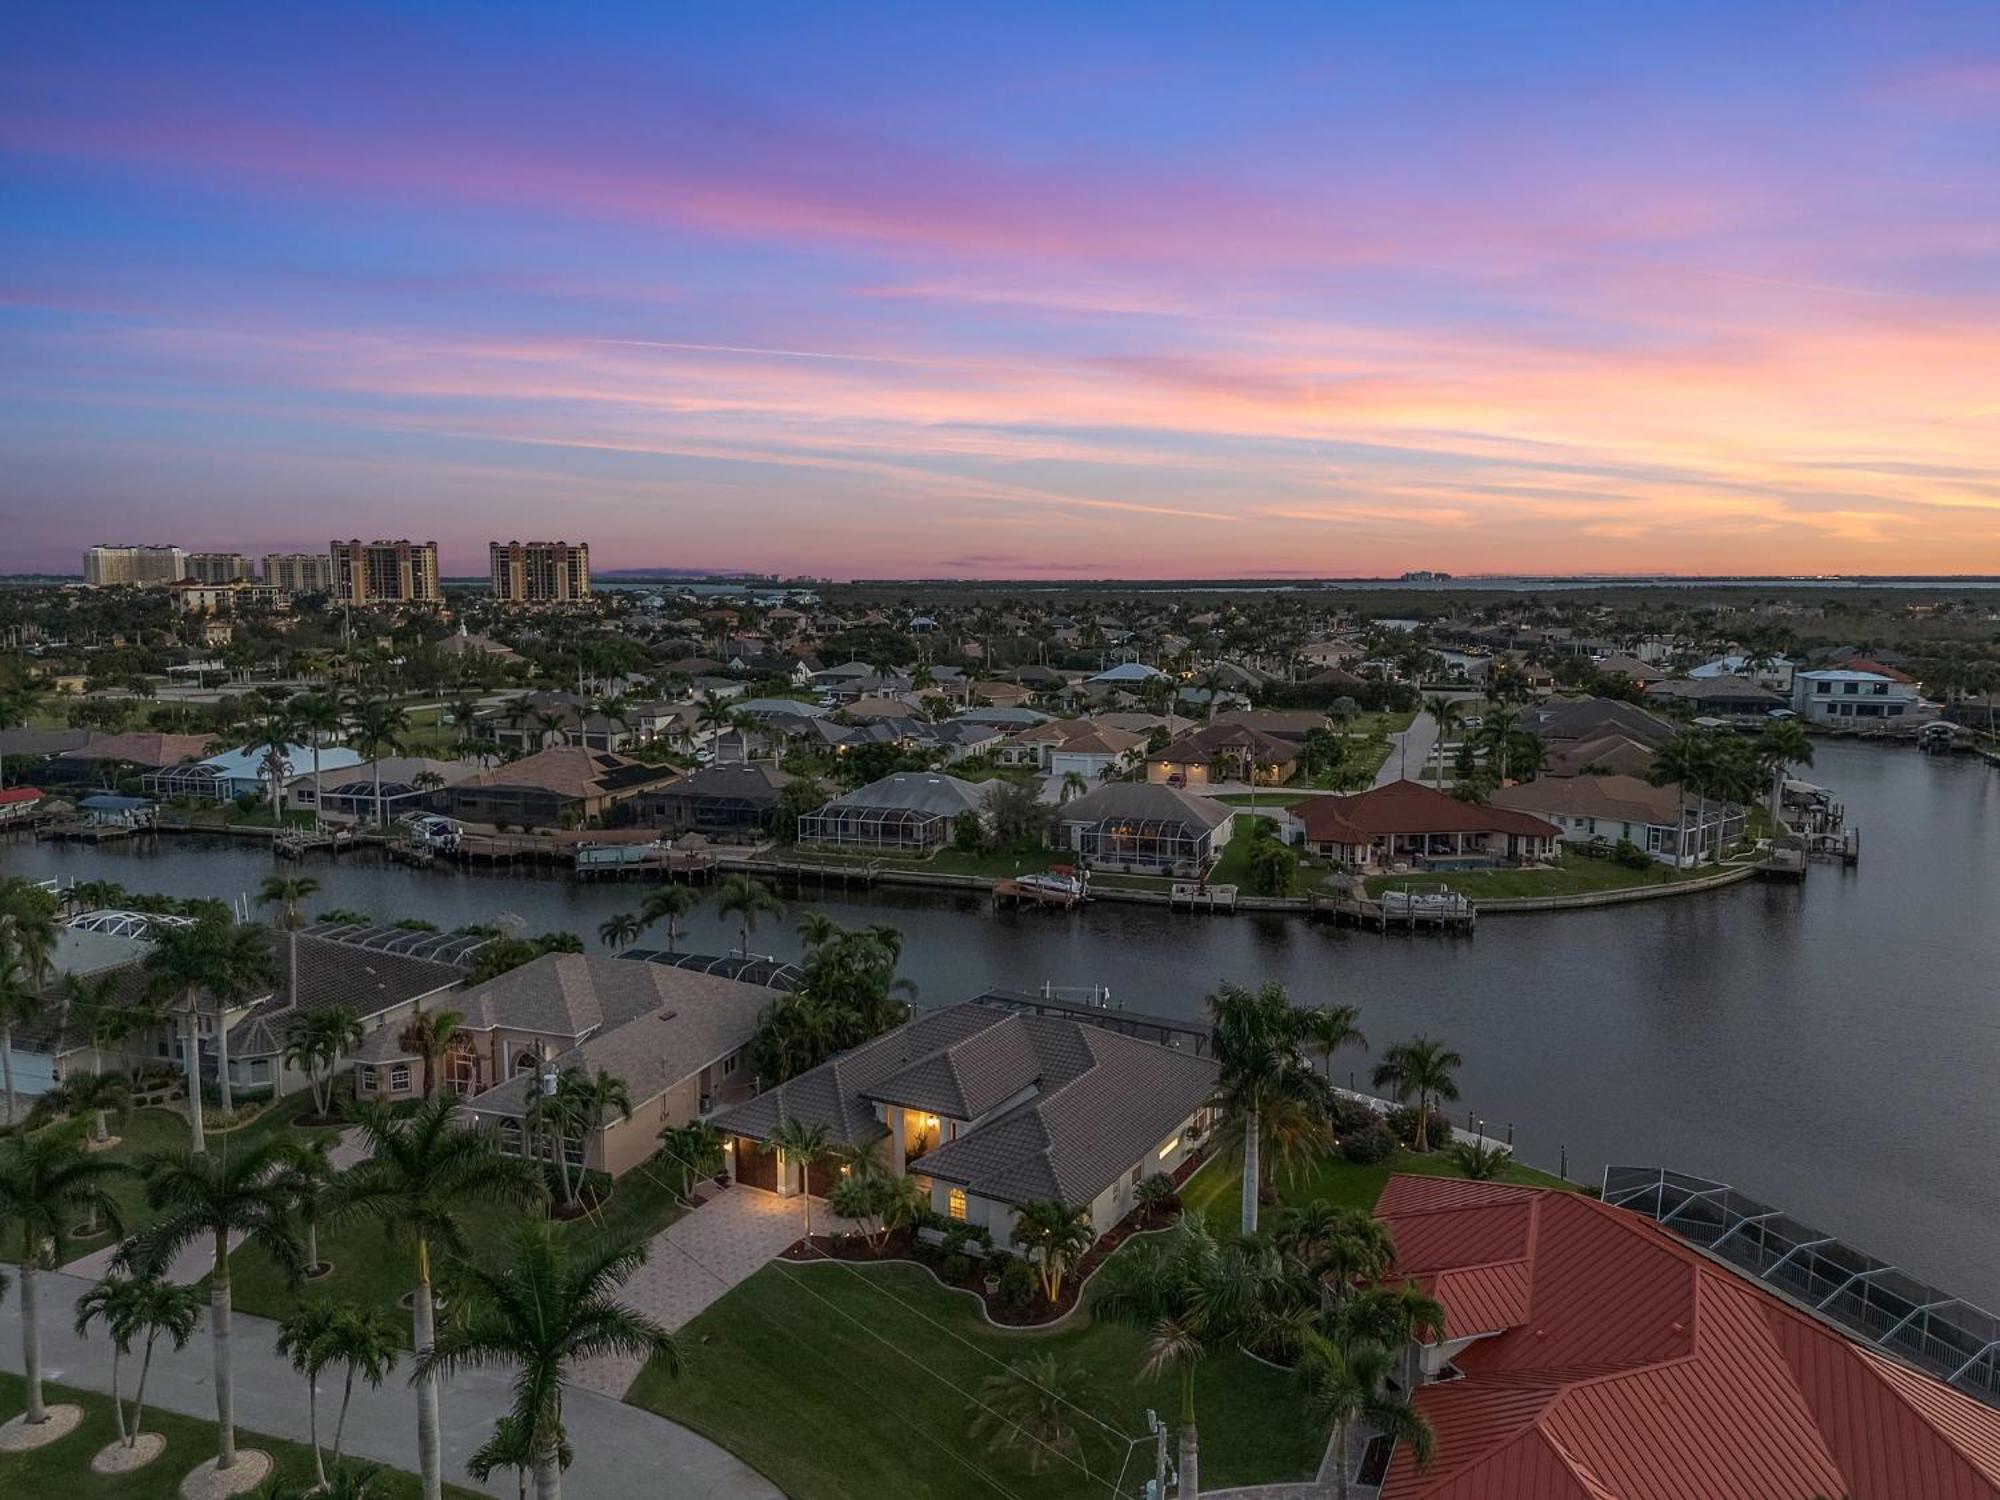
1604, 1166, 2000, 1406
1072, 815, 1213, 874
797, 801, 957, 851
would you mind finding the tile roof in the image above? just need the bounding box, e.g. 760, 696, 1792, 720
1529, 698, 1676, 749
1056, 782, 1233, 832
819, 772, 988, 818
1286, 781, 1559, 843
1374, 1176, 2000, 1500
459, 745, 678, 799
1490, 774, 1682, 828
1542, 733, 1657, 779
61, 732, 214, 767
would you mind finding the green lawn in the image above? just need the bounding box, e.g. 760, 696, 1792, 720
1181, 1144, 1582, 1239
226, 1145, 690, 1335
627, 1255, 1327, 1500
1365, 849, 1717, 901
0, 1372, 480, 1498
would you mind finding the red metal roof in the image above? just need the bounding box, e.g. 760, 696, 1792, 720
1375, 1175, 2000, 1500
0, 787, 41, 805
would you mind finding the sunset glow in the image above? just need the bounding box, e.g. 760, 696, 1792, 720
4, 2, 1998, 576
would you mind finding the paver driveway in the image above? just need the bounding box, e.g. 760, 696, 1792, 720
569, 1184, 811, 1397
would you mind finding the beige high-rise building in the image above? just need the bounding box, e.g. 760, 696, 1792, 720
184, 552, 253, 584
264, 552, 337, 596
331, 539, 441, 605
83, 544, 186, 587
489, 540, 591, 604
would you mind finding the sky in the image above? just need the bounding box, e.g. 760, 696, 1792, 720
3, 2, 1998, 579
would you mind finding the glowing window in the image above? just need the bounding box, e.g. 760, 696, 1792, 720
1157, 1137, 1181, 1160
947, 1188, 967, 1221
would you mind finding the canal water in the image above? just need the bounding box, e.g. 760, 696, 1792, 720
6, 741, 1997, 1299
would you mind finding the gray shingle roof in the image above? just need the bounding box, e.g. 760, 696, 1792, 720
1057, 782, 1233, 832
818, 772, 987, 818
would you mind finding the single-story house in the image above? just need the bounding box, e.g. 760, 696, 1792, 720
627, 763, 792, 838
1049, 723, 1145, 781
1541, 732, 1657, 780
1280, 780, 1560, 870
970, 681, 1036, 709
1490, 773, 1738, 867
143, 743, 367, 804
1367, 1175, 2000, 1500
1147, 723, 1298, 788
1528, 696, 1677, 749
53, 732, 215, 782
445, 746, 680, 829
1086, 662, 1168, 687
1210, 709, 1332, 744
710, 1001, 1218, 1239
1056, 782, 1234, 876
285, 756, 483, 824
1593, 652, 1669, 688
415, 953, 768, 1176
797, 772, 988, 852
1643, 675, 1786, 718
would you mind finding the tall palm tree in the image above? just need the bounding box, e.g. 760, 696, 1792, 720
73, 1271, 201, 1454
1090, 1216, 1259, 1500
1477, 705, 1523, 785
235, 709, 299, 817
0, 876, 60, 1126
119, 1138, 304, 1475
322, 1304, 402, 1468
1011, 1200, 1094, 1305
0, 1128, 128, 1427
1298, 1003, 1367, 1084
714, 875, 783, 959
340, 1094, 545, 1500
766, 1115, 833, 1239
414, 1224, 680, 1500
1756, 717, 1813, 827
1207, 981, 1326, 1236
1650, 729, 1711, 866
276, 1301, 342, 1490
44, 1068, 132, 1149
1423, 695, 1461, 785
0, 954, 40, 1131
637, 885, 699, 954
142, 917, 275, 1142
1296, 1314, 1435, 1500
288, 693, 344, 830
596, 912, 641, 951
348, 698, 411, 827
1370, 1036, 1463, 1153
274, 1136, 339, 1277
257, 874, 320, 930
398, 1008, 462, 1099
283, 1006, 364, 1119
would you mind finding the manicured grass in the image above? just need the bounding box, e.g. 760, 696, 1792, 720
0, 1371, 481, 1498
626, 1253, 1328, 1500
1365, 849, 1717, 901
1181, 1144, 1582, 1239
226, 1145, 690, 1336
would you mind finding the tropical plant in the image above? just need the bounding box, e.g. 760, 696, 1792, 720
274, 1135, 340, 1276
655, 1119, 726, 1203
596, 912, 641, 951
398, 1008, 463, 1099
347, 698, 412, 826
1370, 1036, 1463, 1153
1424, 695, 1462, 785
319, 1304, 403, 1468
1448, 1139, 1509, 1181
283, 1005, 365, 1118
1090, 1215, 1262, 1500
965, 1353, 1102, 1476
545, 1067, 632, 1210
118, 1137, 304, 1476
288, 693, 344, 828
253, 1464, 389, 1500
73, 1271, 202, 1453
1296, 1312, 1435, 1500
339, 1094, 545, 1500
1269, 1201, 1396, 1303
1011, 1199, 1094, 1305
767, 1115, 834, 1239
414, 1223, 680, 1500
714, 874, 783, 958
276, 1301, 343, 1490
1756, 717, 1813, 825
41, 1067, 132, 1149
235, 709, 300, 814
142, 915, 275, 1135
0, 875, 59, 1126
1133, 1172, 1179, 1217
257, 874, 321, 930
637, 884, 700, 953
0, 1128, 128, 1427
1298, 1003, 1367, 1084
1207, 981, 1330, 1235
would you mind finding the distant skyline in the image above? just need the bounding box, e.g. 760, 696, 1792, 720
4, 2, 1998, 578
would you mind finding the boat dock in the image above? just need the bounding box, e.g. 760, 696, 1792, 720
1311, 884, 1477, 932
1169, 881, 1238, 912
992, 878, 1085, 911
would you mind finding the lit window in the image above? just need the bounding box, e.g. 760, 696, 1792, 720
947, 1188, 967, 1221
1157, 1137, 1181, 1160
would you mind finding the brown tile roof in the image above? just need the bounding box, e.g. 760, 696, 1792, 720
1491, 774, 1682, 828
1153, 723, 1298, 765
1286, 780, 1559, 843
460, 745, 676, 799
62, 732, 214, 767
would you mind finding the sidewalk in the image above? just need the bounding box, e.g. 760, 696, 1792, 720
3, 1262, 781, 1498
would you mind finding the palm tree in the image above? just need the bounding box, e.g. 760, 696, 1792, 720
766, 1115, 833, 1239
1297, 1315, 1434, 1500
1269, 1202, 1396, 1302
289, 693, 344, 829
1477, 705, 1522, 785
714, 874, 783, 959
0, 1129, 127, 1426
257, 874, 320, 930
283, 1006, 364, 1119
73, 1272, 201, 1454
254, 1463, 390, 1499
276, 1301, 342, 1490
143, 916, 275, 1140
414, 1224, 680, 1500
1090, 1216, 1259, 1500
596, 912, 641, 951
1058, 770, 1089, 804
965, 1353, 1102, 1476
398, 1008, 462, 1099
0, 954, 42, 1131
0, 876, 59, 1126
45, 1068, 132, 1149
637, 885, 699, 954
542, 1067, 631, 1210
348, 698, 411, 827
1207, 981, 1326, 1235
1423, 695, 1461, 785
119, 1138, 304, 1475
1298, 1003, 1367, 1083
1011, 1200, 1093, 1305
275, 1136, 339, 1277
235, 709, 299, 817
1757, 718, 1813, 828
1370, 1036, 1463, 1152
340, 1094, 545, 1500
322, 1304, 402, 1467
656, 1120, 726, 1204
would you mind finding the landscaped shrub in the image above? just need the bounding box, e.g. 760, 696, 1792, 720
996, 1256, 1038, 1313
1613, 838, 1653, 870
1341, 1120, 1396, 1165
1387, 1104, 1449, 1151
1327, 1094, 1378, 1136
1134, 1173, 1179, 1216
941, 1253, 973, 1284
